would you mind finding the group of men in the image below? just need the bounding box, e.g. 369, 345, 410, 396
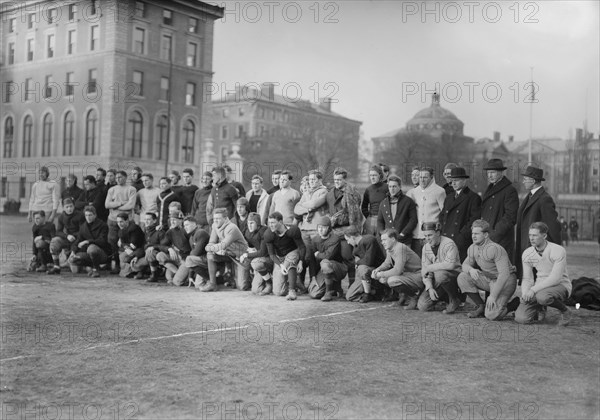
26, 158, 573, 325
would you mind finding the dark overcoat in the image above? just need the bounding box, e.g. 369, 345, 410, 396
439, 186, 482, 261
480, 176, 519, 260
377, 193, 417, 245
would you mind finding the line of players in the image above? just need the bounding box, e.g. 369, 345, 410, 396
26, 160, 571, 325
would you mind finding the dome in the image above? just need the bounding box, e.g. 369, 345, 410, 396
406, 93, 464, 136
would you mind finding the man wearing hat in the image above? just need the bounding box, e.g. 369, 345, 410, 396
515, 166, 561, 279
441, 163, 458, 195
480, 159, 519, 261
439, 167, 482, 262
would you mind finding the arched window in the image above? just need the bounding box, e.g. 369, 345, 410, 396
181, 119, 194, 163
85, 109, 97, 155
156, 115, 168, 160
126, 111, 143, 157
42, 113, 53, 156
63, 111, 74, 155
22, 115, 33, 157
3, 117, 14, 158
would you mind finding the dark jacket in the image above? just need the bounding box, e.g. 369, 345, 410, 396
480, 176, 519, 260
157, 226, 191, 258
72, 218, 110, 254
156, 189, 180, 230
442, 182, 454, 195
233, 213, 249, 237
377, 193, 417, 244
61, 185, 83, 204
209, 179, 239, 220
75, 187, 108, 221
188, 228, 210, 257
353, 234, 386, 267
32, 222, 56, 243
192, 185, 212, 226
173, 185, 198, 215
118, 223, 145, 258
245, 226, 268, 259
515, 186, 561, 277
314, 233, 343, 263
143, 224, 165, 250
361, 182, 388, 218
439, 186, 482, 261
56, 210, 85, 239
131, 178, 144, 191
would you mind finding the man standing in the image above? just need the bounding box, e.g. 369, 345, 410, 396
263, 212, 305, 299
515, 166, 561, 278
371, 229, 422, 309
61, 174, 83, 204
136, 173, 160, 227
480, 159, 519, 261
207, 166, 239, 222
377, 175, 417, 245
344, 226, 386, 303
409, 165, 421, 189
569, 216, 579, 243
69, 206, 110, 278
416, 222, 462, 313
515, 222, 572, 326
224, 164, 246, 196
130, 166, 144, 191
439, 167, 482, 262
559, 216, 569, 247
361, 165, 388, 236
269, 170, 301, 226
406, 167, 446, 257
246, 175, 270, 224
267, 170, 282, 195
75, 176, 108, 221
191, 171, 213, 232
177, 168, 199, 216
105, 171, 137, 274
104, 169, 117, 193
156, 177, 179, 231
457, 219, 517, 320
28, 166, 59, 224
441, 163, 458, 195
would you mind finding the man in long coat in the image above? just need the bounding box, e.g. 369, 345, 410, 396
439, 167, 482, 262
480, 159, 519, 261
515, 166, 561, 279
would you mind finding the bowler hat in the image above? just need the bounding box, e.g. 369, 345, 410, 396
449, 167, 469, 179
483, 159, 507, 171
521, 166, 545, 181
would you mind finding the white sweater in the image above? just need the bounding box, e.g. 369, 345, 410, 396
407, 180, 446, 239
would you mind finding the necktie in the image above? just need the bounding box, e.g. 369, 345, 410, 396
522, 192, 532, 208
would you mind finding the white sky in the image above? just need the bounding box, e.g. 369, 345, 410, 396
209, 0, 599, 141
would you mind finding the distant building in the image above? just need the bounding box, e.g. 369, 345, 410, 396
210, 83, 362, 185
1, 0, 224, 208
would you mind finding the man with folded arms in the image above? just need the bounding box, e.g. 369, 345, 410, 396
416, 222, 461, 314
457, 219, 517, 320
515, 222, 572, 326
371, 228, 422, 309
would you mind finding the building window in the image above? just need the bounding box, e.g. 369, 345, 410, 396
133, 28, 145, 54
156, 115, 168, 160
182, 120, 195, 163
19, 177, 26, 199
135, 1, 146, 18
42, 114, 53, 157
161, 34, 172, 60
90, 0, 97, 15
186, 42, 197, 67
238, 108, 244, 116
222, 109, 229, 118
85, 109, 97, 155
88, 69, 97, 94
24, 78, 33, 101
27, 38, 34, 61
7, 42, 15, 65
8, 18, 15, 33
68, 30, 76, 54
3, 117, 14, 158
126, 111, 143, 158
47, 8, 58, 24
22, 116, 33, 157
185, 83, 196, 106
1, 177, 6, 198
132, 71, 143, 96
44, 75, 53, 98
27, 13, 36, 29
68, 4, 77, 20
63, 111, 74, 156
594, 167, 599, 176
4, 81, 13, 103
237, 125, 244, 138
163, 9, 173, 25
90, 25, 99, 51
47, 34, 55, 58
188, 17, 199, 33
159, 77, 169, 101
221, 125, 228, 140
66, 72, 75, 96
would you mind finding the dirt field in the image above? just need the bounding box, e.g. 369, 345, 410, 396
1, 215, 599, 420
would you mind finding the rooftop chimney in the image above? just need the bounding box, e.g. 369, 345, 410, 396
493, 131, 500, 142
261, 83, 275, 101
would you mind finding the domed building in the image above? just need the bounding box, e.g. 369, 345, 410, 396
405, 93, 464, 137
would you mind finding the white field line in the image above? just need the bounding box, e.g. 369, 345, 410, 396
0, 305, 392, 363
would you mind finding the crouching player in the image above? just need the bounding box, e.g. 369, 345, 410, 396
241, 213, 273, 295
457, 219, 517, 320
371, 229, 422, 309
68, 206, 110, 277
115, 212, 145, 278
47, 199, 84, 274
176, 217, 210, 287
148, 211, 190, 283
29, 210, 56, 272
515, 222, 573, 326
130, 212, 165, 280
263, 212, 305, 300
417, 222, 462, 314
343, 226, 386, 303
200, 208, 248, 292
310, 216, 347, 302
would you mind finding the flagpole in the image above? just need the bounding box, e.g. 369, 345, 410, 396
528, 67, 534, 165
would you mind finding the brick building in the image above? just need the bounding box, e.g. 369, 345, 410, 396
1, 0, 223, 208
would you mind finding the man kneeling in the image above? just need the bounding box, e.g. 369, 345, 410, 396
515, 222, 572, 326
457, 219, 517, 320
417, 222, 462, 314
